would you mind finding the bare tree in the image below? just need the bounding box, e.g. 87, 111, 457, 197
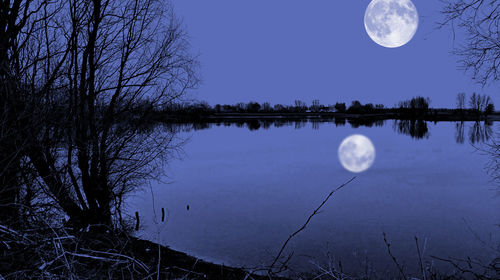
294, 100, 307, 112
469, 92, 480, 111
441, 0, 500, 85
0, 0, 198, 229
456, 92, 466, 109
468, 92, 493, 113
53, 0, 197, 227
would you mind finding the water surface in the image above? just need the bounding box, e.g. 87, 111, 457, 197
130, 120, 499, 275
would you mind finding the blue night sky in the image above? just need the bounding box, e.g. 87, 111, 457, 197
175, 0, 500, 108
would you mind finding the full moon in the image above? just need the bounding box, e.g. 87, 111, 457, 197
364, 0, 419, 48
338, 135, 376, 173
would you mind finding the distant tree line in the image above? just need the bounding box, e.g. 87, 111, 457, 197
156, 95, 494, 117
160, 99, 386, 114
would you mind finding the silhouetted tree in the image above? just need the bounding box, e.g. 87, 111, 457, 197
469, 93, 480, 111
274, 104, 285, 112
0, 0, 198, 229
262, 102, 272, 112
294, 100, 307, 112
485, 103, 495, 115
469, 92, 493, 114
246, 102, 261, 112
456, 93, 466, 110
310, 99, 320, 112
334, 102, 346, 113
398, 97, 431, 115
346, 101, 377, 114
481, 95, 493, 112
64, 0, 197, 228
347, 100, 363, 113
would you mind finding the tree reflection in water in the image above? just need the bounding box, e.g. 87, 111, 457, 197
453, 120, 493, 145
468, 121, 493, 144
452, 120, 500, 187
165, 119, 500, 187
169, 119, 496, 146
486, 140, 500, 187
471, 122, 500, 187
455, 121, 465, 144
392, 119, 430, 139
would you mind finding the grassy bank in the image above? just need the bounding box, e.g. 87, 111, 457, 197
2, 223, 498, 279
0, 224, 271, 279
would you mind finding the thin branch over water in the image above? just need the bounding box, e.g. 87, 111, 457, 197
268, 177, 356, 276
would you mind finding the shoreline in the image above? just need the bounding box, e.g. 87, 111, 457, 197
128, 236, 277, 279
153, 111, 500, 123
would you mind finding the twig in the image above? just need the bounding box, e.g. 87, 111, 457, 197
415, 236, 426, 280
382, 232, 407, 280
0, 224, 20, 235
66, 251, 128, 263
268, 177, 356, 275
80, 249, 150, 272
243, 272, 256, 280
430, 255, 487, 279
462, 217, 500, 253
166, 266, 206, 277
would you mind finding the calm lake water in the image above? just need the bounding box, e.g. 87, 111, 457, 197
129, 120, 499, 276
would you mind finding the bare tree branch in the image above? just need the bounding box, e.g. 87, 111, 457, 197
268, 177, 356, 275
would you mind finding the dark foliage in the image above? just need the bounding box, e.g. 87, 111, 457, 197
335, 102, 347, 113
